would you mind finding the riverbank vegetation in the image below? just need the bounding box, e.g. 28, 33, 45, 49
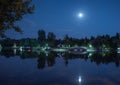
0, 29, 120, 52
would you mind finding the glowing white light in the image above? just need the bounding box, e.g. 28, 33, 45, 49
78, 13, 83, 18
88, 53, 93, 57
117, 47, 120, 53
78, 76, 82, 83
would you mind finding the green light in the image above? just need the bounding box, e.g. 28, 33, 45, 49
118, 47, 120, 50
88, 44, 93, 48
74, 44, 78, 47
88, 53, 93, 57
0, 44, 2, 52
102, 44, 106, 48
68, 44, 70, 47
46, 44, 48, 47
102, 52, 106, 57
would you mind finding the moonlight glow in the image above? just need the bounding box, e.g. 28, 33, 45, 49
78, 13, 83, 18
78, 76, 82, 83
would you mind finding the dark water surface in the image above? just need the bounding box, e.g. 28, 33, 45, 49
0, 50, 120, 85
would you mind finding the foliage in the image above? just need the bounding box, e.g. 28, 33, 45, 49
0, 29, 120, 51
0, 0, 35, 37
47, 32, 56, 41
38, 29, 46, 41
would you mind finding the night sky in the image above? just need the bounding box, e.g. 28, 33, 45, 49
6, 0, 120, 39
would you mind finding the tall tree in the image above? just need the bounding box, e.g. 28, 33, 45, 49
0, 0, 35, 37
38, 29, 46, 42
115, 33, 120, 39
47, 32, 56, 47
47, 32, 56, 41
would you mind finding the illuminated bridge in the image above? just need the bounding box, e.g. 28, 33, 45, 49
68, 47, 88, 54
52, 46, 95, 54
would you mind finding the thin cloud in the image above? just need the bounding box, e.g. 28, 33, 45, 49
23, 19, 37, 27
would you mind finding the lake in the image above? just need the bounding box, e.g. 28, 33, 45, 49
0, 49, 120, 85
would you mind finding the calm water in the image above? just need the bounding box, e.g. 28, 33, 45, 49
0, 49, 120, 85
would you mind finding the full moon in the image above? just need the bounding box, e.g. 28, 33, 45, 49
78, 13, 83, 18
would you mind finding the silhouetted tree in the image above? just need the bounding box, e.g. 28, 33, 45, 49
0, 0, 35, 37
38, 29, 46, 46
63, 34, 72, 46
47, 32, 56, 41
47, 32, 56, 47
115, 33, 120, 39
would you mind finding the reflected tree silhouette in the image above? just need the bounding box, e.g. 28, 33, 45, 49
47, 52, 57, 67
0, 48, 120, 69
37, 53, 46, 69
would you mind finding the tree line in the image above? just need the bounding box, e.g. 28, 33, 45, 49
0, 29, 120, 51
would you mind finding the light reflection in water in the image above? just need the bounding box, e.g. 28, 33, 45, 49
78, 76, 82, 84
88, 52, 93, 57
